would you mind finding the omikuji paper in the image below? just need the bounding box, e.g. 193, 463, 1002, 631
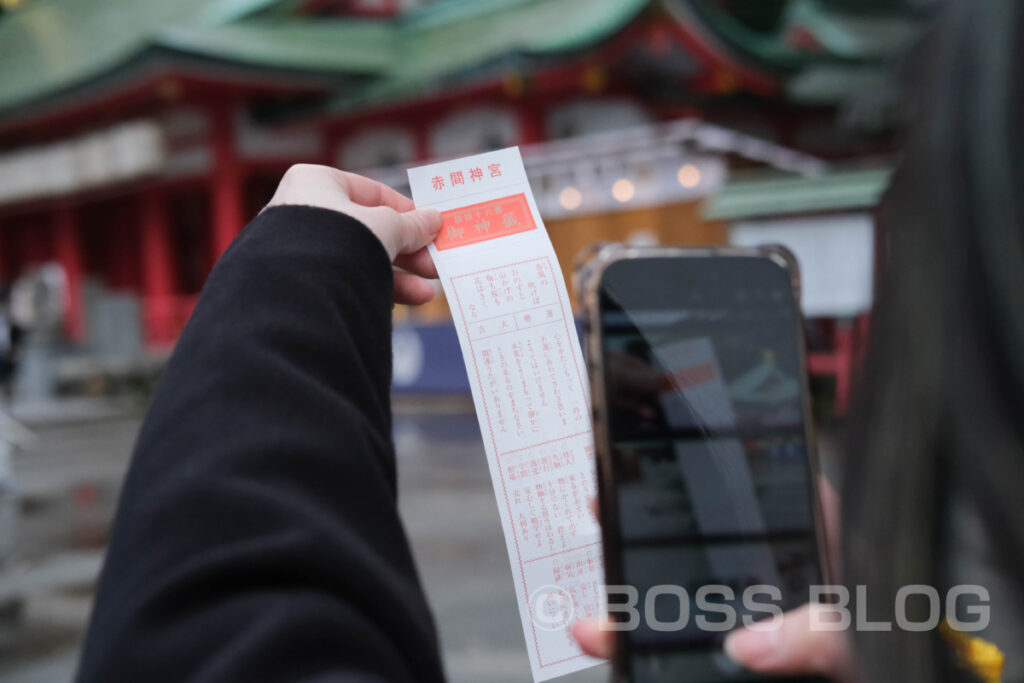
409, 148, 603, 681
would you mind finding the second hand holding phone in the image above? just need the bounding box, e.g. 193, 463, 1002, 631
579, 245, 832, 683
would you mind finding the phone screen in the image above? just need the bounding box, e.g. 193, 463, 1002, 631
596, 255, 824, 682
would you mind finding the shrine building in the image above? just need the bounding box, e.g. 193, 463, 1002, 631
0, 0, 926, 407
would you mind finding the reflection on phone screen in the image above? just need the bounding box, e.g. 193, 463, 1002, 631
599, 257, 823, 683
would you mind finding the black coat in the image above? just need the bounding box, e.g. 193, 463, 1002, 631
77, 206, 446, 682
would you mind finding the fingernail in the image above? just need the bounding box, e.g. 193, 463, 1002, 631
724, 627, 779, 667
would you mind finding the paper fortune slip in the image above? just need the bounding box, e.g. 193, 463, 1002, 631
409, 147, 603, 681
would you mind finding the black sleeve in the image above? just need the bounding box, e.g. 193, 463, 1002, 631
77, 206, 445, 683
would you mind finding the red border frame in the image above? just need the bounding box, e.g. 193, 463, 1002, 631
450, 255, 594, 670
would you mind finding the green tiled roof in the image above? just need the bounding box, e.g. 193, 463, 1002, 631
156, 20, 396, 73
672, 0, 923, 71
0, 0, 209, 112
0, 0, 650, 118
326, 0, 650, 113
0, 0, 924, 121
702, 167, 892, 220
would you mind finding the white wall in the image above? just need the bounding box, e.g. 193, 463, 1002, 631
546, 99, 652, 139
429, 106, 518, 158
338, 125, 416, 170
729, 214, 876, 318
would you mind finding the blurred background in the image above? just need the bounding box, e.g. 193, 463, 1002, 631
0, 0, 931, 680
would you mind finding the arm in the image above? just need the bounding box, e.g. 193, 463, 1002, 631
78, 168, 445, 682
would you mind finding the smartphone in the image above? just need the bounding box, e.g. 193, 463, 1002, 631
580, 245, 831, 683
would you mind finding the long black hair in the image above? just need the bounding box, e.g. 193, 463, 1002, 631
843, 0, 1024, 680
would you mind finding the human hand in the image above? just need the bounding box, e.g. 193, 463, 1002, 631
574, 605, 853, 678
267, 164, 443, 305
572, 479, 854, 680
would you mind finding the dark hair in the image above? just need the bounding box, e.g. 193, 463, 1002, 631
843, 0, 1024, 679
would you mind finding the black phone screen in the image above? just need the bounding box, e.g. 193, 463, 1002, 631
597, 255, 824, 682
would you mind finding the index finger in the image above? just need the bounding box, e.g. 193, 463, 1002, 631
333, 169, 416, 212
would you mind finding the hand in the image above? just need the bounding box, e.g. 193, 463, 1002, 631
267, 164, 443, 305
572, 479, 854, 680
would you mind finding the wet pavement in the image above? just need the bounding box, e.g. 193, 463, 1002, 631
0, 399, 608, 682
395, 404, 607, 683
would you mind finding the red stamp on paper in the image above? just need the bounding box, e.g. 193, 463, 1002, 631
435, 193, 536, 251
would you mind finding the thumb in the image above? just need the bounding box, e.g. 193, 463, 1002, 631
350, 205, 442, 261
392, 208, 443, 255
723, 604, 853, 679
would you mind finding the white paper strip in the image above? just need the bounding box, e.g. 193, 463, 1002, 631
409, 147, 602, 681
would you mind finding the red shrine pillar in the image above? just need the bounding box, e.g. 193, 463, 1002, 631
832, 320, 855, 417
53, 205, 84, 342
141, 190, 177, 347
23, 216, 52, 267
412, 126, 429, 162
517, 101, 545, 146
209, 103, 244, 261
0, 217, 6, 283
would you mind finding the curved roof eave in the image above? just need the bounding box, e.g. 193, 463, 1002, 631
154, 20, 396, 74
325, 0, 653, 116
0, 0, 214, 115
0, 1, 394, 124
0, 46, 362, 135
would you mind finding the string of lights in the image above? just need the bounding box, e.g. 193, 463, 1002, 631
368, 118, 826, 219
